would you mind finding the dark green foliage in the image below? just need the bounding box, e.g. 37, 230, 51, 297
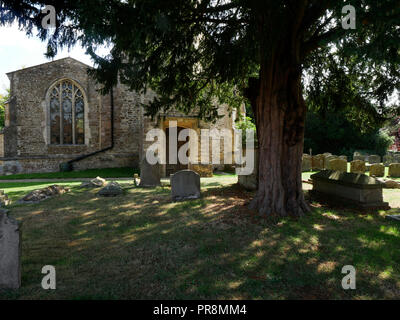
0, 89, 9, 129
304, 110, 394, 157
1, 1, 398, 122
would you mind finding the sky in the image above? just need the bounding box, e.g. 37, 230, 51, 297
0, 23, 108, 95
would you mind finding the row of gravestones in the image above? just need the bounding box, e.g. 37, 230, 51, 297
353, 152, 400, 165
303, 154, 400, 177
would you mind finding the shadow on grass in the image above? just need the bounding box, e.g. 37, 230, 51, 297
1, 181, 399, 300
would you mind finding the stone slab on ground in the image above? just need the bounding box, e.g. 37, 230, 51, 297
19, 185, 70, 204
386, 215, 400, 222
0, 213, 21, 289
80, 176, 107, 188
310, 170, 389, 209
97, 182, 124, 197
171, 170, 201, 202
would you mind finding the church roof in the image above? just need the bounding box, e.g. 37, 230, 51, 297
6, 57, 92, 77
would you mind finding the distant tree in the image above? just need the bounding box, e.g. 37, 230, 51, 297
0, 89, 9, 129
304, 110, 394, 158
1, 1, 399, 217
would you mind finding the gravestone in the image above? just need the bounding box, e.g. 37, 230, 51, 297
139, 157, 161, 187
328, 159, 347, 172
171, 170, 201, 202
325, 155, 338, 169
394, 154, 400, 163
368, 155, 381, 164
0, 213, 21, 289
302, 154, 312, 172
310, 170, 389, 209
339, 155, 348, 161
369, 164, 385, 177
388, 163, 400, 178
350, 160, 366, 174
312, 154, 325, 171
383, 155, 393, 166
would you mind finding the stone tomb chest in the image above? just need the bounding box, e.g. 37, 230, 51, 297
310, 170, 389, 209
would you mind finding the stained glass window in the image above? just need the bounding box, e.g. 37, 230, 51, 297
49, 80, 85, 145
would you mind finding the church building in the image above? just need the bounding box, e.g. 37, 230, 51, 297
0, 57, 239, 177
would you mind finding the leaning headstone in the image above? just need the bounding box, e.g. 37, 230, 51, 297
350, 160, 366, 174
0, 213, 21, 289
369, 164, 385, 177
310, 170, 389, 209
97, 182, 124, 197
328, 159, 347, 172
368, 155, 381, 164
302, 154, 312, 172
139, 157, 161, 187
383, 155, 393, 166
312, 154, 325, 171
171, 170, 201, 202
388, 163, 400, 178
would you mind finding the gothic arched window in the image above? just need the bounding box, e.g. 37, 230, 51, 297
49, 79, 85, 145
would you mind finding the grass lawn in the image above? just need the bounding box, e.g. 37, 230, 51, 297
0, 167, 137, 180
0, 175, 399, 299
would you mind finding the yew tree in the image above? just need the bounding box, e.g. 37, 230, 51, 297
1, 0, 399, 217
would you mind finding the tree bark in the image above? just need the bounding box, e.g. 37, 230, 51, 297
249, 42, 310, 218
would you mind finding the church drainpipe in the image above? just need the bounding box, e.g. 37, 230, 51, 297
60, 87, 115, 172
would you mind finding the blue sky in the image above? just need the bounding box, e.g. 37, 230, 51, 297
0, 23, 108, 95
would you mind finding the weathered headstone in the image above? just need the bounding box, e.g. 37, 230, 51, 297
369, 164, 385, 177
312, 154, 325, 171
139, 157, 161, 187
310, 170, 389, 209
388, 163, 400, 178
350, 160, 366, 174
302, 154, 312, 172
0, 213, 21, 289
80, 176, 107, 188
325, 155, 338, 169
383, 154, 393, 166
368, 155, 381, 164
171, 170, 201, 202
328, 159, 347, 172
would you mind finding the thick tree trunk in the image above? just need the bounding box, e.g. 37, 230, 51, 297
249, 47, 310, 218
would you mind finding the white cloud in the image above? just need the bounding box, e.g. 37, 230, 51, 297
0, 23, 110, 94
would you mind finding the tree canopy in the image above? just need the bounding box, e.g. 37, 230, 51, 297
1, 0, 399, 217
